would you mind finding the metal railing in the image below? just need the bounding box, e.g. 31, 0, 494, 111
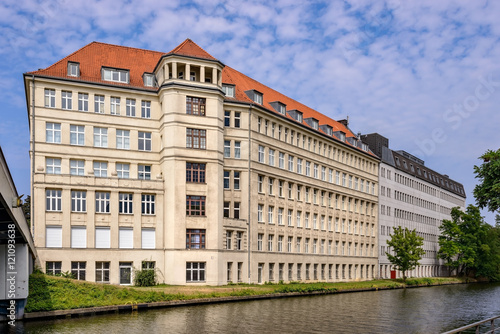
442, 315, 500, 334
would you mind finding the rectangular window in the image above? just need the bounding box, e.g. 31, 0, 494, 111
297, 211, 302, 227
70, 159, 84, 176
126, 98, 136, 117
278, 208, 283, 225
61, 91, 72, 110
288, 209, 293, 226
94, 161, 107, 177
141, 194, 155, 215
226, 231, 233, 251
95, 191, 110, 213
102, 68, 129, 83
93, 127, 108, 147
297, 158, 303, 174
71, 262, 86, 280
119, 228, 133, 249
234, 202, 240, 219
223, 201, 230, 218
45, 226, 62, 247
268, 149, 275, 166
110, 97, 120, 115
138, 131, 152, 151
234, 141, 241, 159
46, 158, 61, 174
44, 88, 55, 108
71, 191, 86, 212
142, 229, 155, 249
279, 152, 285, 169
94, 95, 105, 113
71, 226, 86, 248
186, 128, 206, 149
116, 163, 130, 178
46, 262, 62, 275
236, 232, 243, 250
268, 178, 274, 195
258, 145, 265, 163
119, 193, 133, 214
95, 227, 110, 248
234, 171, 240, 190
141, 101, 151, 118
186, 262, 205, 282
258, 175, 263, 193
186, 163, 206, 183
186, 229, 206, 249
268, 206, 274, 224
95, 262, 110, 283
224, 140, 231, 158
234, 112, 241, 128
186, 96, 206, 116
186, 195, 206, 216
224, 170, 230, 189
224, 111, 230, 127
257, 233, 263, 251
288, 237, 293, 253
278, 180, 284, 197
116, 130, 130, 149
138, 164, 151, 180
305, 161, 311, 176
268, 234, 274, 251
46, 189, 62, 211
68, 62, 80, 77
70, 125, 85, 145
46, 122, 61, 143
314, 164, 319, 178
257, 204, 264, 222
288, 155, 294, 172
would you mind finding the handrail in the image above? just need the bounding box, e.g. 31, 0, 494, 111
442, 315, 500, 334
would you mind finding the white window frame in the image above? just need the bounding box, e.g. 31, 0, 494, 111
61, 91, 72, 110
93, 161, 107, 177
70, 159, 84, 176
44, 88, 55, 108
116, 129, 130, 149
70, 125, 85, 146
78, 93, 88, 111
93, 127, 108, 147
46, 158, 61, 174
116, 163, 130, 179
126, 98, 136, 117
141, 101, 151, 119
71, 190, 87, 212
46, 189, 61, 211
95, 191, 110, 213
46, 122, 61, 143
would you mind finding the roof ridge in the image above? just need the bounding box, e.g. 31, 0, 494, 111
90, 41, 165, 55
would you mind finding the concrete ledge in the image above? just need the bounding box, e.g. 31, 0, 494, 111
22, 281, 468, 322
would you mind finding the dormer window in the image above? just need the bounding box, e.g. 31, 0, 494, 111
102, 67, 129, 83
254, 92, 263, 104
395, 157, 400, 166
410, 164, 415, 172
304, 117, 319, 130
244, 90, 263, 105
320, 125, 333, 136
278, 103, 286, 115
333, 131, 346, 142
287, 109, 303, 122
222, 84, 235, 97
68, 62, 80, 77
143, 73, 155, 87
362, 143, 369, 152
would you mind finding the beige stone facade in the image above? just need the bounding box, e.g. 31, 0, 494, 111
25, 41, 380, 285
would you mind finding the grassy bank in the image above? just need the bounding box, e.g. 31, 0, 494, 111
25, 273, 469, 313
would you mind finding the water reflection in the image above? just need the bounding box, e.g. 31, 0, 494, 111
16, 282, 500, 334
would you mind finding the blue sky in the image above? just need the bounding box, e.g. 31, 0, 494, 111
1, 0, 499, 224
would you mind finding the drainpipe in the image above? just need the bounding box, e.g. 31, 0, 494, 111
247, 105, 252, 284
31, 75, 35, 237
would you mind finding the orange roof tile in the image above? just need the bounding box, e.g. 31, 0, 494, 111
166, 38, 217, 61
27, 40, 373, 156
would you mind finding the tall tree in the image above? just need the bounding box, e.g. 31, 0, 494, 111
473, 148, 500, 213
438, 205, 489, 277
21, 195, 31, 227
386, 226, 425, 282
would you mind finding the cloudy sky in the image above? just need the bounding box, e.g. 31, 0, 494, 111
1, 0, 499, 224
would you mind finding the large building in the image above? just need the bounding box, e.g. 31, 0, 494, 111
362, 133, 466, 278
24, 39, 380, 285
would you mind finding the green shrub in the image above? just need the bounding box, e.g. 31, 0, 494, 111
134, 269, 157, 287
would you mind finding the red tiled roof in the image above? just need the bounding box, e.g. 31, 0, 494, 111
28, 41, 165, 90
27, 39, 370, 154
167, 38, 217, 60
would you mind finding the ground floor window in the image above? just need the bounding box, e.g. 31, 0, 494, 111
186, 262, 205, 282
46, 261, 61, 275
96, 261, 110, 283
120, 262, 133, 285
142, 261, 155, 270
71, 261, 86, 280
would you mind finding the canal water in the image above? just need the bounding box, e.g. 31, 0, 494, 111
14, 282, 500, 333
